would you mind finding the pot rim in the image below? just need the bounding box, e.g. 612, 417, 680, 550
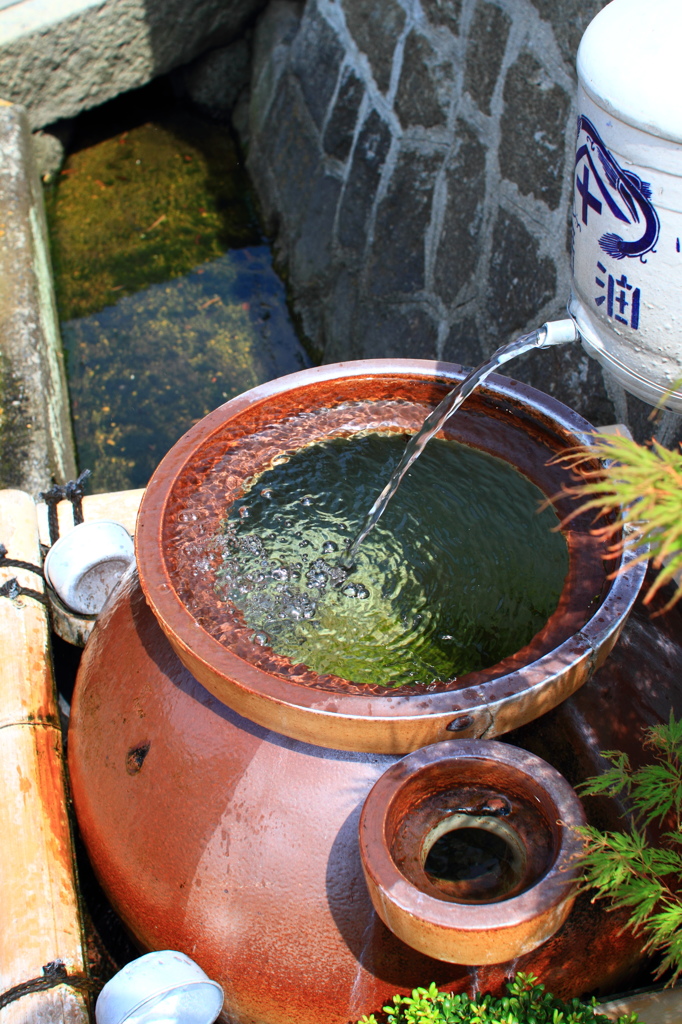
135, 359, 646, 752
358, 738, 586, 931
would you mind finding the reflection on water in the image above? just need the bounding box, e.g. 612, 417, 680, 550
62, 248, 310, 492
200, 434, 568, 689
45, 91, 311, 492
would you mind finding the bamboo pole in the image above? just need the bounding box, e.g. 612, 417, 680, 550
0, 489, 89, 1023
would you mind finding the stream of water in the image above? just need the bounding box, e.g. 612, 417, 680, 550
344, 320, 578, 565
180, 319, 578, 690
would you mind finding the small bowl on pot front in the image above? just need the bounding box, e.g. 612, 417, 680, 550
358, 738, 586, 965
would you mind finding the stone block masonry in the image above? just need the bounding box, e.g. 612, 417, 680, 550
246, 0, 674, 435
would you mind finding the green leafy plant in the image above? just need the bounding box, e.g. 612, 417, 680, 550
578, 714, 682, 985
558, 432, 682, 608
355, 972, 641, 1024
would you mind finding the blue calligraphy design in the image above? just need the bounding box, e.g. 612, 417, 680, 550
594, 261, 641, 329
576, 116, 659, 261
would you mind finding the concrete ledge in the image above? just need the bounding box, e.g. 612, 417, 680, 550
0, 101, 76, 494
0, 0, 266, 129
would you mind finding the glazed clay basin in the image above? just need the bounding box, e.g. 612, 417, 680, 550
359, 740, 586, 965
136, 359, 645, 754
69, 573, 646, 1024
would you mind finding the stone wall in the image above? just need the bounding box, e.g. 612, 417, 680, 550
244, 0, 672, 433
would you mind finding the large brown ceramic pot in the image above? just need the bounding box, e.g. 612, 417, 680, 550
134, 360, 642, 753
69, 361, 648, 1024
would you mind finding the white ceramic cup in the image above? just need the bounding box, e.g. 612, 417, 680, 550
43, 519, 135, 616
95, 950, 224, 1024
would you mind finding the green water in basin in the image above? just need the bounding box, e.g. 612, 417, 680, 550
215, 434, 568, 689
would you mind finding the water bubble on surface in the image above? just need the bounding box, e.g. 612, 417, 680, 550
187, 431, 567, 690
261, 488, 273, 499
342, 582, 370, 599
238, 506, 250, 519
301, 495, 313, 506
253, 632, 269, 646
307, 571, 327, 589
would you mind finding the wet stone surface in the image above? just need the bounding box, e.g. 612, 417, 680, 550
463, 2, 511, 115
245, 0, 627, 430
261, 73, 321, 233
367, 148, 443, 296
343, 0, 406, 94
499, 53, 572, 212
290, 8, 345, 131
434, 120, 487, 307
428, 0, 462, 37
291, 173, 342, 287
528, 0, 610, 70
487, 210, 556, 339
353, 303, 438, 361
323, 68, 365, 163
337, 109, 392, 251
395, 30, 454, 130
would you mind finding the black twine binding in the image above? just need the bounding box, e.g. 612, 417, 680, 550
40, 470, 91, 545
0, 545, 46, 605
0, 960, 93, 1010
0, 577, 47, 605
0, 543, 44, 578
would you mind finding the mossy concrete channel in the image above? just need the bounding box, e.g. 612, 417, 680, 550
45, 86, 309, 492
0, 101, 76, 493
0, 0, 282, 495
0, 23, 309, 493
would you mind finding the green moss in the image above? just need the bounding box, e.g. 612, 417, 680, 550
62, 248, 309, 493
45, 115, 261, 321
0, 349, 34, 489
45, 107, 310, 493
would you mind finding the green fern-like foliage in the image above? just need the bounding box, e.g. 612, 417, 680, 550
578, 714, 682, 984
355, 973, 641, 1024
559, 432, 682, 607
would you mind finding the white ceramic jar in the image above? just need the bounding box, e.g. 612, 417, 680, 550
570, 0, 682, 411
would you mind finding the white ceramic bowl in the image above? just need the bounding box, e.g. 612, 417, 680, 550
95, 950, 224, 1024
43, 519, 135, 615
